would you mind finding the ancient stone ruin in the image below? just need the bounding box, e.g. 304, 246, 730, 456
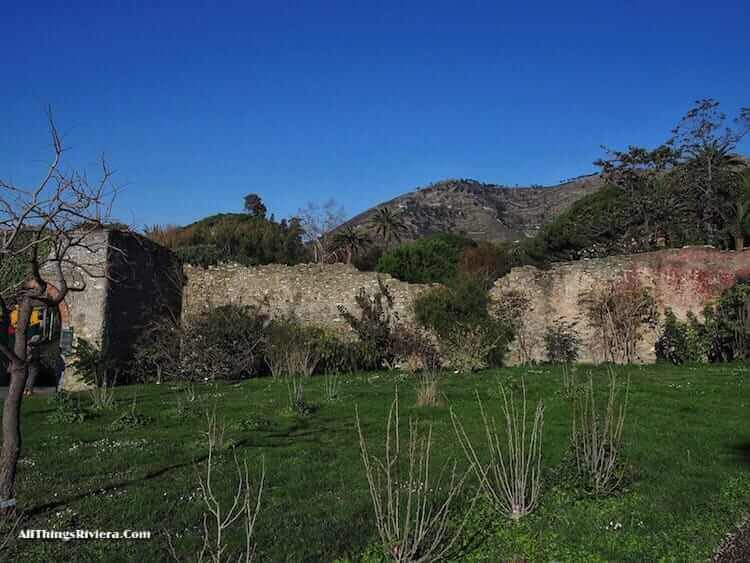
17, 241, 748, 391
493, 246, 750, 364
184, 246, 750, 366
42, 227, 182, 390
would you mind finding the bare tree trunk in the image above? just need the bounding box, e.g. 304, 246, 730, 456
0, 111, 116, 520
735, 233, 745, 250
0, 361, 26, 515
0, 297, 31, 516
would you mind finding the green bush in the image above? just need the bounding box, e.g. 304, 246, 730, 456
338, 277, 399, 368
70, 339, 115, 387
703, 279, 750, 362
456, 241, 512, 283
181, 304, 270, 380
315, 331, 370, 373
375, 233, 475, 284
654, 280, 750, 364
166, 213, 309, 267
543, 320, 580, 363
415, 275, 513, 368
414, 275, 490, 337
351, 245, 384, 272
175, 244, 224, 267
109, 410, 153, 432
441, 322, 511, 373
655, 309, 708, 364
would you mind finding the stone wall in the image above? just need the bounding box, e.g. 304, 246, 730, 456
492, 247, 750, 365
104, 230, 183, 365
45, 228, 181, 390
182, 263, 432, 333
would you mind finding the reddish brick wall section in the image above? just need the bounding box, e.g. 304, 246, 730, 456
492, 247, 750, 364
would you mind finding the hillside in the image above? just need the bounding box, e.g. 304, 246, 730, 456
339, 174, 605, 243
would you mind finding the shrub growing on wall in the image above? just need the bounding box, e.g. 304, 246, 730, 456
389, 324, 441, 373
492, 290, 535, 365
579, 276, 658, 363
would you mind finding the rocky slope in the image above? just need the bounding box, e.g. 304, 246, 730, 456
340, 174, 606, 243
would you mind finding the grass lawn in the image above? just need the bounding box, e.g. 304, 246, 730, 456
6, 362, 750, 562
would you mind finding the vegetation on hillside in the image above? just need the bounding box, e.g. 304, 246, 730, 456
375, 233, 475, 284
145, 198, 308, 267
515, 100, 750, 265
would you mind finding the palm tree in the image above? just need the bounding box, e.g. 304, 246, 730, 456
729, 169, 750, 250
332, 226, 371, 264
369, 207, 408, 249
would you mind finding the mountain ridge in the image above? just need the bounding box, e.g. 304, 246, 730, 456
339, 173, 606, 244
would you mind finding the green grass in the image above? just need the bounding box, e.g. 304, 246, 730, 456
6, 363, 750, 561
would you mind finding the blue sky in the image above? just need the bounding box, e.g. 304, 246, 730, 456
1, 1, 748, 228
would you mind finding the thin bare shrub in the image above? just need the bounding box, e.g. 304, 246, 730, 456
323, 372, 341, 402
356, 392, 475, 562
0, 510, 23, 555
415, 369, 441, 408
89, 371, 117, 411
571, 371, 629, 495
264, 322, 321, 379
185, 382, 198, 403
286, 375, 315, 416
441, 324, 501, 374
579, 276, 658, 363
492, 290, 536, 365
452, 381, 544, 521
560, 363, 578, 399
169, 411, 265, 562
287, 339, 320, 378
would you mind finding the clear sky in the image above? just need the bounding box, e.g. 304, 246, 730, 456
1, 1, 748, 228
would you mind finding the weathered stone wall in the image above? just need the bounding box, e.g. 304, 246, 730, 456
45, 228, 181, 390
44, 229, 110, 391
492, 247, 750, 365
182, 263, 432, 333
104, 230, 183, 365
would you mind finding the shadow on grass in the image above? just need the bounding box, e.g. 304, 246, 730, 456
25, 454, 209, 518
729, 441, 750, 467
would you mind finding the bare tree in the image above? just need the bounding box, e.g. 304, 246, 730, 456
0, 111, 117, 517
579, 276, 658, 363
296, 199, 346, 263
